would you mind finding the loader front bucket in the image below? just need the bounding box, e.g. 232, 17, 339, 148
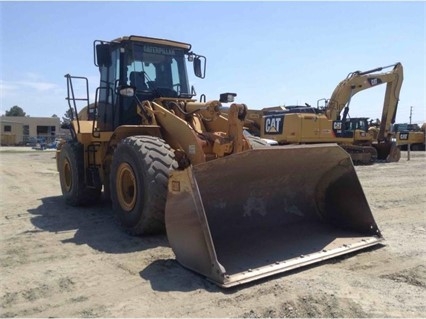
165, 144, 383, 288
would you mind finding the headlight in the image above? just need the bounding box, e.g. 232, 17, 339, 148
119, 87, 135, 97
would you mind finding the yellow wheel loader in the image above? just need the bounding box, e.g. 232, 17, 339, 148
57, 35, 383, 288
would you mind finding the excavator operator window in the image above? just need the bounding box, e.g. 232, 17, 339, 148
357, 120, 368, 132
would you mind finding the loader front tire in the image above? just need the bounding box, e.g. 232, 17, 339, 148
110, 136, 177, 235
58, 142, 102, 206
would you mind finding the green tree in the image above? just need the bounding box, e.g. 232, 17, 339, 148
61, 108, 74, 128
5, 105, 27, 117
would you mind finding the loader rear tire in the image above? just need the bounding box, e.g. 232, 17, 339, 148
110, 136, 177, 235
58, 142, 102, 206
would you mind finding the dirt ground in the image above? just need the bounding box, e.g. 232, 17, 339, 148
0, 147, 425, 318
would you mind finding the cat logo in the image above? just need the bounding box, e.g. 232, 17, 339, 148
368, 77, 383, 86
264, 115, 284, 134
399, 132, 409, 140
332, 120, 344, 137
333, 121, 342, 130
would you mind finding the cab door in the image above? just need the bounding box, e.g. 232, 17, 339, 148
97, 47, 120, 131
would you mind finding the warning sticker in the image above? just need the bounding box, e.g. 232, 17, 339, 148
188, 144, 196, 154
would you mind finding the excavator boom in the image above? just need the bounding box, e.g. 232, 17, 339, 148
325, 63, 404, 127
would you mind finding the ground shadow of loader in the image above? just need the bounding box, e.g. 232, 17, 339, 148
138, 244, 383, 293
139, 259, 219, 292
27, 195, 169, 254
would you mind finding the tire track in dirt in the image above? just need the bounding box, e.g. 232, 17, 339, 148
1, 149, 425, 317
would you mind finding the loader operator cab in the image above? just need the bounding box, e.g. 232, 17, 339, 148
94, 36, 205, 131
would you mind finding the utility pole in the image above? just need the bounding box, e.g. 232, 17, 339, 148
409, 106, 413, 124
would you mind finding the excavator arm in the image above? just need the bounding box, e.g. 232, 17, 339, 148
376, 63, 403, 141
325, 63, 404, 137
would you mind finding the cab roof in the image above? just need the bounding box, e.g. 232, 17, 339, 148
111, 35, 192, 52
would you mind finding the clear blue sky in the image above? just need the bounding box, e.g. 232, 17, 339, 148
1, 1, 425, 124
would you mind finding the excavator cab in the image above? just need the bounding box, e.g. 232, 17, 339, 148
332, 117, 370, 138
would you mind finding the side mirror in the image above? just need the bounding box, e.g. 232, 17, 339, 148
96, 43, 112, 67
193, 55, 206, 79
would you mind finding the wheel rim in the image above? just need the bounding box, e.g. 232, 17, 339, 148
116, 162, 137, 212
63, 158, 72, 192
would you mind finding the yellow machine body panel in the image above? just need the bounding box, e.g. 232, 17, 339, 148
261, 113, 371, 145
397, 131, 425, 146
392, 123, 426, 150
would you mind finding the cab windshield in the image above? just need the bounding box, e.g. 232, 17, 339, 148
126, 43, 190, 97
346, 119, 368, 131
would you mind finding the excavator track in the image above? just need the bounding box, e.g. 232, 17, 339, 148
341, 145, 378, 165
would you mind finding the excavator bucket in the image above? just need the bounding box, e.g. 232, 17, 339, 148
165, 144, 383, 288
374, 141, 401, 162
